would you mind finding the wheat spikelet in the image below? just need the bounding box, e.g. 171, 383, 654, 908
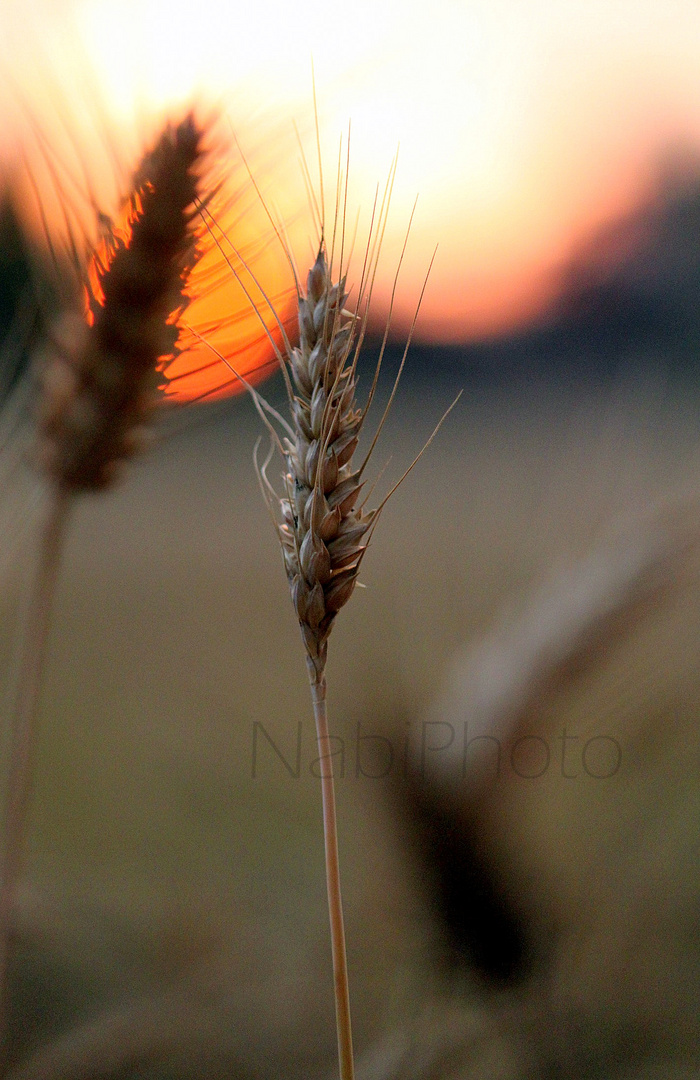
37, 113, 204, 491
273, 244, 373, 687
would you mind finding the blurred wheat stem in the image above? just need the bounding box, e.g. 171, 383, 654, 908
0, 114, 204, 1068
311, 677, 354, 1080
0, 486, 70, 1069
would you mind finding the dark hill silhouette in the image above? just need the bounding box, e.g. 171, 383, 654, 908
368, 157, 700, 391
550, 157, 700, 358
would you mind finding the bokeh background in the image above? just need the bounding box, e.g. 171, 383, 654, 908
0, 1, 699, 1077
4, 0, 700, 343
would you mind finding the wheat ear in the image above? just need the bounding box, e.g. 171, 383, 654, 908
0, 115, 206, 1069
38, 114, 203, 491
278, 249, 372, 687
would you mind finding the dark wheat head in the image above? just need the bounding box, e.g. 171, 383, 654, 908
37, 114, 205, 491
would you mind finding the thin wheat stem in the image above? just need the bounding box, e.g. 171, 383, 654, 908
309, 677, 354, 1080
0, 485, 70, 1069
0, 112, 207, 1069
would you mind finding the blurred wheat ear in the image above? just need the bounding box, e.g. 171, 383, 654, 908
0, 114, 207, 1069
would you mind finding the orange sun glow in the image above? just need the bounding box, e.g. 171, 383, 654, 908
2, 0, 700, 375
82, 166, 295, 404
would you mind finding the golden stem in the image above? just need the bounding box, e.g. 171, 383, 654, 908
0, 485, 70, 1069
309, 676, 355, 1080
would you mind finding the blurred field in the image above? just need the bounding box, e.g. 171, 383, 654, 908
1, 365, 700, 1076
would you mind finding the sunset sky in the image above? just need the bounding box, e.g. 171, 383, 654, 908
1, 0, 700, 385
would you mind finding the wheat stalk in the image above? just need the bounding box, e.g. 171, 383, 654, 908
252, 242, 366, 1080
249, 207, 456, 1077
0, 114, 206, 1069
270, 245, 369, 1080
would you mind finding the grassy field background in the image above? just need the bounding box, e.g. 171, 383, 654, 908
1, 364, 699, 1075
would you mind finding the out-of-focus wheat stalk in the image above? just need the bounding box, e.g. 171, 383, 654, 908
0, 114, 206, 1069
421, 510, 696, 792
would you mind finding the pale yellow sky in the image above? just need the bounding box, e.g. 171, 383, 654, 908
2, 0, 700, 343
